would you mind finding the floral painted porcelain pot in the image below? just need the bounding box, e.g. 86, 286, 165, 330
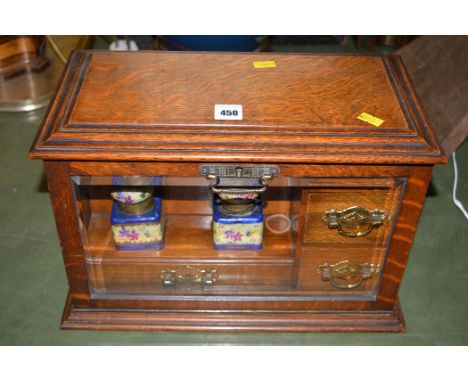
111, 196, 164, 250
213, 197, 263, 250
110, 187, 155, 215
215, 191, 260, 215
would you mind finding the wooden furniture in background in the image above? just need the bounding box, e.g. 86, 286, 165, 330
0, 35, 94, 112
399, 36, 468, 156
29, 51, 445, 331
354, 36, 414, 51
0, 36, 49, 80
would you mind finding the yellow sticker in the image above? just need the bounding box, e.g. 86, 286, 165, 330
253, 60, 276, 69
357, 112, 384, 127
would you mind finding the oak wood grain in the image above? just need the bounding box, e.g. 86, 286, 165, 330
29, 51, 446, 164
376, 166, 433, 308
44, 161, 91, 307
31, 51, 444, 332
61, 293, 405, 332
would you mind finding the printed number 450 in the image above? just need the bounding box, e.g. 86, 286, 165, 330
220, 110, 238, 116
214, 104, 243, 120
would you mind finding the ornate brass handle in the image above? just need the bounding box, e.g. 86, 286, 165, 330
322, 206, 386, 237
199, 164, 279, 195
317, 260, 382, 289
160, 267, 217, 287
209, 184, 268, 195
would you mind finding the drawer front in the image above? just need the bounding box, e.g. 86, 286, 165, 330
89, 261, 294, 295
296, 247, 386, 294
303, 188, 400, 247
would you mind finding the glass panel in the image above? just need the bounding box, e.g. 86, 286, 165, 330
71, 175, 404, 299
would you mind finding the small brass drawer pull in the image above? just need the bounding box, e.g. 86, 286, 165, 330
161, 266, 218, 287
317, 260, 382, 289
322, 206, 386, 237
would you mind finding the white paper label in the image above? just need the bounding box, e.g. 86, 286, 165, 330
214, 104, 243, 120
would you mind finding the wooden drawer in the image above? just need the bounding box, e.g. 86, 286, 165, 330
88, 260, 294, 295
296, 247, 386, 294
303, 187, 401, 247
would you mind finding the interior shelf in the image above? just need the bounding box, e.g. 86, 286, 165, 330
85, 213, 295, 263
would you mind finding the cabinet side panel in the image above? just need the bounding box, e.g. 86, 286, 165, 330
376, 166, 432, 308
44, 161, 91, 304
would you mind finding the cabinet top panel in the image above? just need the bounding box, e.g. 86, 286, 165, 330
29, 51, 445, 164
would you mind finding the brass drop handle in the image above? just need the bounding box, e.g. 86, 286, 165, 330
317, 260, 381, 289
199, 164, 279, 196
322, 206, 386, 238
161, 267, 217, 287
209, 183, 268, 195
206, 174, 272, 195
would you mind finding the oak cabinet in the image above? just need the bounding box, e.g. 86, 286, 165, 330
29, 51, 445, 331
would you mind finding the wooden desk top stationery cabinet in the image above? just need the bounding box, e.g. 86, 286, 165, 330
29, 51, 445, 332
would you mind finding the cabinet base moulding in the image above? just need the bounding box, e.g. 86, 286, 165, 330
60, 293, 405, 332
